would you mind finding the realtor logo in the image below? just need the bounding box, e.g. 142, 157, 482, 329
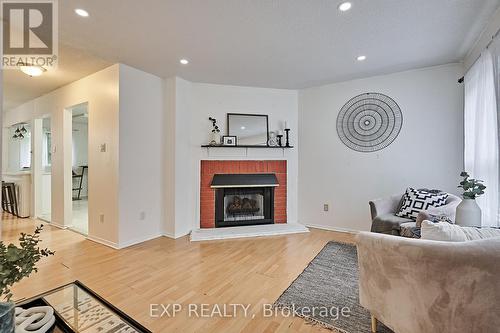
1, 0, 58, 69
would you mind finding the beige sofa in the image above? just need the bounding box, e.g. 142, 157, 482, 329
356, 232, 500, 333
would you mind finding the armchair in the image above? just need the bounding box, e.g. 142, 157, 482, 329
369, 192, 461, 236
356, 232, 500, 333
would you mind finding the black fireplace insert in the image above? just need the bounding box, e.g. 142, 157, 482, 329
211, 174, 278, 228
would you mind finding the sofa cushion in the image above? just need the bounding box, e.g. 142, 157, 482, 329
421, 221, 500, 241
421, 221, 468, 242
460, 226, 500, 240
371, 214, 413, 234
396, 188, 448, 220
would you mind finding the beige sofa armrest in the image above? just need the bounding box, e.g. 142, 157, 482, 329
356, 232, 500, 333
369, 194, 402, 220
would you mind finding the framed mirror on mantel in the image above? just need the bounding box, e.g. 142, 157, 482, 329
227, 113, 268, 146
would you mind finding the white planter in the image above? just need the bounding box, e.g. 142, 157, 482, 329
455, 198, 482, 227
210, 132, 221, 145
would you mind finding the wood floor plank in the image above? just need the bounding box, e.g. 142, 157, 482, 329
2, 214, 356, 332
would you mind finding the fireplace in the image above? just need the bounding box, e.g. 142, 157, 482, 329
212, 174, 277, 227
200, 160, 287, 228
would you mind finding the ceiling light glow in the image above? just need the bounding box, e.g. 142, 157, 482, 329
356, 55, 367, 61
180, 59, 189, 65
20, 65, 46, 77
75, 8, 89, 17
338, 2, 352, 11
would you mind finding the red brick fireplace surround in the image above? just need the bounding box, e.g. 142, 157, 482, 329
200, 160, 287, 228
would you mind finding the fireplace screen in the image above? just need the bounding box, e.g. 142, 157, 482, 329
224, 190, 265, 222
215, 187, 274, 227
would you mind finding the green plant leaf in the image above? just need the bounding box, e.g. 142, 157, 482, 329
0, 225, 54, 301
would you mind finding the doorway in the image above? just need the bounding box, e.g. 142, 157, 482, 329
70, 104, 89, 235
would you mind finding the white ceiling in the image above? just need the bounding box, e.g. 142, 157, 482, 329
4, 0, 500, 110
3, 45, 110, 110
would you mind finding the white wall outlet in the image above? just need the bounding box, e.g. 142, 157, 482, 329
139, 211, 146, 220
324, 204, 329, 212
99, 214, 104, 223
100, 143, 106, 152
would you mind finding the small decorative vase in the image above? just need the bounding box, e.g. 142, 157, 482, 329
455, 198, 482, 227
0, 302, 15, 333
210, 132, 221, 146
268, 132, 277, 146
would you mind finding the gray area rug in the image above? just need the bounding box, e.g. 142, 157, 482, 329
275, 242, 393, 333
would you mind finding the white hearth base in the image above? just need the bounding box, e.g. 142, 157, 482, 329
190, 223, 309, 241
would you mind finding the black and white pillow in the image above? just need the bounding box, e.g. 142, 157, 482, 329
396, 188, 448, 220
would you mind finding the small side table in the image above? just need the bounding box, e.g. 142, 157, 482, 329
16, 280, 151, 333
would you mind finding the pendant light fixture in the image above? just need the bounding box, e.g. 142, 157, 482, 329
12, 123, 28, 140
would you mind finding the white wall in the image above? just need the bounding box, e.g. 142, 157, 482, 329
72, 121, 88, 167
298, 64, 464, 231
171, 77, 195, 238
118, 64, 164, 247
163, 77, 177, 237
6, 127, 20, 171
164, 78, 299, 237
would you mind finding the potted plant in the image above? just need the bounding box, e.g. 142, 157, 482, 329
0, 226, 54, 333
208, 117, 221, 145
456, 171, 486, 227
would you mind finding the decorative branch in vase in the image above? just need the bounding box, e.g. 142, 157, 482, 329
208, 117, 221, 145
456, 171, 486, 227
0, 225, 55, 333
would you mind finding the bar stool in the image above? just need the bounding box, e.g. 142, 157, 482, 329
72, 165, 88, 200
2, 182, 19, 217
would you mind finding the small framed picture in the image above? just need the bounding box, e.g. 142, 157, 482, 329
222, 136, 237, 146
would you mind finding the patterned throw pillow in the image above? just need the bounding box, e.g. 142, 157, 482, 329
396, 188, 448, 220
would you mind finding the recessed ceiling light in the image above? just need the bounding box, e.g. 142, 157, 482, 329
338, 2, 352, 11
180, 59, 189, 65
356, 55, 367, 61
19, 64, 46, 77
75, 8, 89, 17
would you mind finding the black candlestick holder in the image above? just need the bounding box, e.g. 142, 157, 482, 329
277, 135, 283, 147
284, 128, 290, 147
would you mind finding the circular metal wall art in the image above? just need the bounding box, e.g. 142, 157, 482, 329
336, 92, 403, 152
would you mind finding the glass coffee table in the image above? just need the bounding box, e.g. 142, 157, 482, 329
16, 281, 151, 333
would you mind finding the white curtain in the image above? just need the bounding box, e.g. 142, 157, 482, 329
464, 44, 499, 227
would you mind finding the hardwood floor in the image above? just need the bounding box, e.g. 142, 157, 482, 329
2, 214, 356, 332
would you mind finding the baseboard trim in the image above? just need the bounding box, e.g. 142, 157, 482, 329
86, 235, 119, 249
41, 221, 67, 230
118, 234, 162, 248
162, 232, 176, 239
305, 223, 360, 234
162, 231, 190, 239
